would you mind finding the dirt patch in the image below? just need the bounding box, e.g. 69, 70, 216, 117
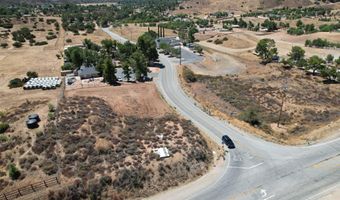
187, 52, 246, 76
66, 83, 170, 118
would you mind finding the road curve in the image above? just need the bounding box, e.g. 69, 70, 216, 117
103, 28, 340, 200
156, 51, 340, 200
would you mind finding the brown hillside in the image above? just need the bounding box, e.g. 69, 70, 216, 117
175, 0, 313, 14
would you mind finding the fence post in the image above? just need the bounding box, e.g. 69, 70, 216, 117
3, 193, 8, 200
43, 180, 48, 187
31, 184, 35, 192
18, 188, 22, 196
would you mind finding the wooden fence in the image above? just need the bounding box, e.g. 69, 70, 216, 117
0, 177, 60, 200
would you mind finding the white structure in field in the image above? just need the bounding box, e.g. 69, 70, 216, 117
24, 77, 61, 90
153, 147, 170, 158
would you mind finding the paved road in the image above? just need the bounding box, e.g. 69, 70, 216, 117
156, 50, 340, 200
102, 27, 134, 44
103, 28, 340, 200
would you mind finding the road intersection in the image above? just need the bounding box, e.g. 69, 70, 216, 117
104, 29, 340, 200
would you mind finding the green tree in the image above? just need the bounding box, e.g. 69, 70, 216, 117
26, 71, 38, 78
335, 56, 340, 66
326, 54, 334, 63
261, 19, 277, 32
321, 66, 337, 81
122, 61, 132, 81
8, 163, 20, 180
117, 41, 136, 61
101, 39, 116, 57
69, 47, 84, 69
255, 39, 278, 64
188, 26, 198, 43
307, 55, 325, 75
288, 46, 305, 64
83, 39, 100, 51
103, 58, 116, 85
129, 50, 148, 81
137, 32, 158, 62
296, 20, 304, 28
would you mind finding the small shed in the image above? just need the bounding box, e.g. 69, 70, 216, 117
153, 147, 170, 159
78, 65, 99, 79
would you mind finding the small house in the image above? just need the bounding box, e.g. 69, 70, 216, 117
77, 65, 99, 79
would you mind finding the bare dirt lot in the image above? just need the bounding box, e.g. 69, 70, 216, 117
110, 24, 177, 42
66, 83, 171, 118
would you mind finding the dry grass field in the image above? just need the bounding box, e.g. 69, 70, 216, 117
110, 24, 177, 42
173, 0, 313, 15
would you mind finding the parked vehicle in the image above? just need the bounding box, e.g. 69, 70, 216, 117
222, 135, 235, 149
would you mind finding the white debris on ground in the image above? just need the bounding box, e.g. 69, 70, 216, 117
153, 147, 170, 159
23, 77, 62, 90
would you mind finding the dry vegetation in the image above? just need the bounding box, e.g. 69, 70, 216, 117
27, 96, 211, 199
182, 64, 340, 144
173, 0, 313, 15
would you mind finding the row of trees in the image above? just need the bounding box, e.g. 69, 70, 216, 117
288, 20, 340, 35
255, 39, 340, 82
305, 38, 340, 49
242, 6, 332, 20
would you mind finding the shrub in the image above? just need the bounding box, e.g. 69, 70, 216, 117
214, 39, 223, 44
46, 35, 57, 40
0, 135, 8, 142
8, 78, 24, 88
12, 42, 22, 48
8, 164, 20, 180
0, 43, 8, 48
183, 66, 197, 83
239, 108, 262, 126
35, 41, 48, 46
66, 38, 72, 43
0, 123, 9, 134
27, 71, 38, 78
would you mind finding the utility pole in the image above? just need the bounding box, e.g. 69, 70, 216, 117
277, 77, 288, 127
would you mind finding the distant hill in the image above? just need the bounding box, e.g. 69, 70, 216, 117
175, 0, 316, 14
0, 0, 116, 5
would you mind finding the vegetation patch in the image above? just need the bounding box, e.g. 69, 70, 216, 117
19, 96, 213, 199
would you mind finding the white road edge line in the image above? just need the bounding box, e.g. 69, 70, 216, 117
263, 195, 275, 200
228, 162, 264, 170
305, 183, 340, 200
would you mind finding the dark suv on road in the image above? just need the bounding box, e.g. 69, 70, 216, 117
222, 135, 235, 149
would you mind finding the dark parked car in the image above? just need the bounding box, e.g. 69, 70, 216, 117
222, 135, 235, 149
